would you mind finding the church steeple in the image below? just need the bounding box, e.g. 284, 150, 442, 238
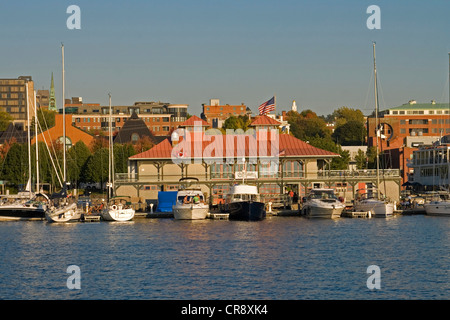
48, 72, 57, 111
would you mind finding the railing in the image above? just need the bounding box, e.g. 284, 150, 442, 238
115, 168, 400, 184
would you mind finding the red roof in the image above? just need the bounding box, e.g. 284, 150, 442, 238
130, 131, 338, 159
250, 115, 281, 126
179, 115, 209, 127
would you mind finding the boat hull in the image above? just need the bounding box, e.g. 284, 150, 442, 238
424, 201, 450, 216
228, 201, 266, 221
45, 203, 80, 223
354, 200, 394, 217
173, 204, 209, 220
101, 208, 135, 221
0, 205, 46, 221
303, 203, 344, 219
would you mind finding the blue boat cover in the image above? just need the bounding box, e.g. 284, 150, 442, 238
156, 191, 178, 212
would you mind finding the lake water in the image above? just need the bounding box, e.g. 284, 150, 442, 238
0, 214, 449, 301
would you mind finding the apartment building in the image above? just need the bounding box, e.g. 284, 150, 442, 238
0, 76, 35, 130
64, 98, 188, 136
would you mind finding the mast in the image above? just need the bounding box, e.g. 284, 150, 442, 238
373, 42, 380, 198
108, 93, 113, 199
61, 43, 66, 183
34, 90, 39, 193
26, 84, 32, 198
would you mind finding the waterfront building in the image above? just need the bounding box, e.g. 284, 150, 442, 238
116, 115, 401, 204
407, 135, 450, 191
367, 100, 450, 187
0, 76, 35, 130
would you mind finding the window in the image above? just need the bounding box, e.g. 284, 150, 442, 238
131, 133, 139, 144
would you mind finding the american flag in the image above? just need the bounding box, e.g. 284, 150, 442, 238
258, 96, 275, 115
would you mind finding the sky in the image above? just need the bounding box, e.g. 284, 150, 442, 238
1, 0, 450, 117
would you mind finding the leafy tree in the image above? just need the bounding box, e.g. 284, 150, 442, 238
0, 111, 13, 131
0, 143, 28, 186
82, 147, 109, 184
332, 120, 366, 146
222, 115, 251, 132
67, 141, 92, 185
332, 107, 365, 127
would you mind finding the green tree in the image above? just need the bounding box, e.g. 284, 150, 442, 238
0, 143, 28, 187
67, 141, 92, 185
0, 111, 13, 131
332, 120, 366, 146
82, 147, 109, 184
332, 106, 365, 127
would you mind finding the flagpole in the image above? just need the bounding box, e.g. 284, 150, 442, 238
274, 95, 276, 113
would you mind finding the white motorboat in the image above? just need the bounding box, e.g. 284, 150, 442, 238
301, 188, 345, 219
0, 197, 47, 221
45, 202, 80, 223
173, 181, 209, 220
354, 189, 394, 218
423, 200, 450, 216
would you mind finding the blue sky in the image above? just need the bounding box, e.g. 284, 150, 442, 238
1, 0, 450, 116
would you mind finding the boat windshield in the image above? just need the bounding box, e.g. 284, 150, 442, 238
232, 194, 259, 201
178, 195, 204, 204
310, 190, 337, 200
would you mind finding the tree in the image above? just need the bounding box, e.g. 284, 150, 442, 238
332, 120, 366, 146
82, 147, 109, 184
222, 115, 251, 132
0, 111, 13, 131
67, 141, 92, 185
332, 107, 365, 127
0, 143, 28, 187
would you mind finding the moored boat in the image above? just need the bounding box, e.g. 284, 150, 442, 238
173, 188, 209, 220
225, 184, 266, 221
301, 188, 344, 219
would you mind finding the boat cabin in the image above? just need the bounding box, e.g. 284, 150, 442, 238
226, 184, 260, 203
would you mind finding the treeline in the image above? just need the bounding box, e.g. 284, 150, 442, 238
0, 137, 154, 191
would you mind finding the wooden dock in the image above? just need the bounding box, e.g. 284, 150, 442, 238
82, 215, 101, 222
207, 213, 229, 220
342, 210, 372, 218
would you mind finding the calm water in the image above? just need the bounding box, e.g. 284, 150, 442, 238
0, 215, 448, 300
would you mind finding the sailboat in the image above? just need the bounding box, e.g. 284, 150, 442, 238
0, 87, 49, 220
423, 53, 450, 217
46, 44, 81, 223
100, 94, 135, 221
353, 42, 394, 218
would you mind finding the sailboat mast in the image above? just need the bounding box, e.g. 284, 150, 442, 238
34, 90, 39, 193
26, 85, 32, 199
373, 42, 380, 198
108, 93, 113, 199
62, 43, 66, 183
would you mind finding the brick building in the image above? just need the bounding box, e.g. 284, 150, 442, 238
367, 100, 449, 186
201, 99, 251, 128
